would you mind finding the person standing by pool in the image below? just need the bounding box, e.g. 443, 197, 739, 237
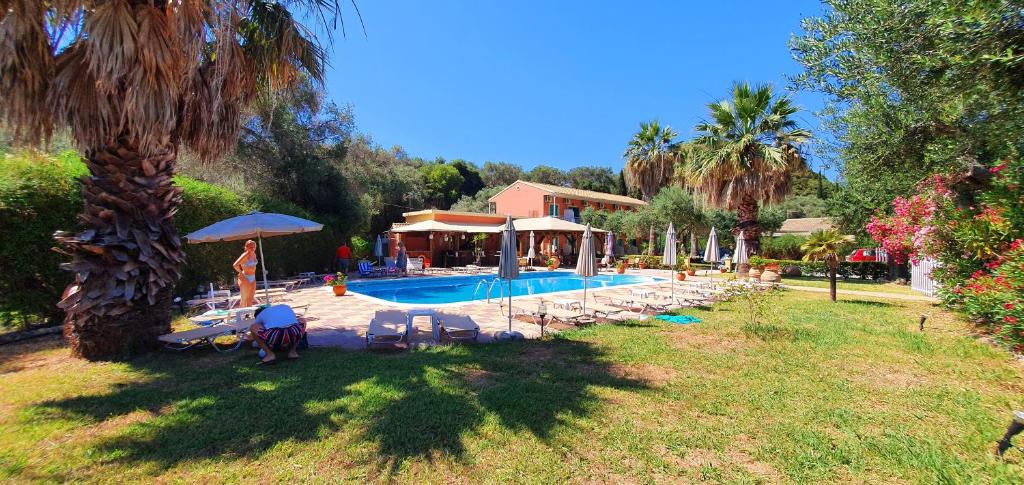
336, 241, 352, 273
396, 241, 408, 276
233, 240, 258, 307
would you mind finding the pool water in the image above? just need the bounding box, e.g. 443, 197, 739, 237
345, 271, 663, 305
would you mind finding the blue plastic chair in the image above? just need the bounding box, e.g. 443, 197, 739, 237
358, 260, 375, 278
384, 258, 398, 276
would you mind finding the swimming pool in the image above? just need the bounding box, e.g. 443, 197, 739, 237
345, 271, 664, 305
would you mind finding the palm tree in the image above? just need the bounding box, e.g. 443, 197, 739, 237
680, 82, 810, 258
624, 120, 678, 202
0, 1, 354, 360
801, 229, 855, 302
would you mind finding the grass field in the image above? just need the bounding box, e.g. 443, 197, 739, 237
1, 291, 1022, 483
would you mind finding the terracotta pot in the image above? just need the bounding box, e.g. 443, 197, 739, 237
720, 268, 727, 273
686, 269, 696, 276
638, 262, 647, 270
749, 268, 762, 280
616, 267, 625, 274
765, 263, 781, 272
760, 269, 781, 283
676, 272, 686, 281
332, 285, 347, 296
547, 265, 556, 271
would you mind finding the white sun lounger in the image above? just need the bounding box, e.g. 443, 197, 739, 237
367, 310, 409, 347
158, 318, 254, 352
436, 313, 480, 342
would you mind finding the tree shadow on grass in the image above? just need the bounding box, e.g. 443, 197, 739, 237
29, 338, 647, 478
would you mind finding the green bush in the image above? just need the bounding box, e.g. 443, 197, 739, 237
750, 258, 888, 280
760, 235, 808, 260
0, 151, 352, 327
0, 151, 85, 326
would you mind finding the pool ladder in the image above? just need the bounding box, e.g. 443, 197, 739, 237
472, 277, 504, 303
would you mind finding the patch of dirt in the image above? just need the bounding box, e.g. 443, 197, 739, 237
608, 363, 677, 387
662, 445, 782, 482
843, 361, 929, 389
516, 345, 560, 364
666, 330, 750, 353
0, 335, 71, 374
459, 368, 496, 388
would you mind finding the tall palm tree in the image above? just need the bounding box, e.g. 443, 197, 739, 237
801, 229, 854, 302
680, 82, 810, 257
0, 1, 355, 360
624, 119, 677, 202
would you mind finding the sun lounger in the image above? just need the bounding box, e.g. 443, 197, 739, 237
357, 260, 377, 278
436, 313, 480, 342
545, 305, 585, 324
407, 257, 425, 275
367, 310, 408, 347
158, 318, 253, 352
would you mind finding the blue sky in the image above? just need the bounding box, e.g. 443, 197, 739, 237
323, 1, 830, 175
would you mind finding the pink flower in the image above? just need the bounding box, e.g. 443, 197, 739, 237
1005, 303, 1016, 311
990, 162, 1009, 174
1005, 316, 1019, 325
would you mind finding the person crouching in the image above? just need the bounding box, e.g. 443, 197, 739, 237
250, 304, 306, 365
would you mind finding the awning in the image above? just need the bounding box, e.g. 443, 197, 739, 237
390, 220, 503, 233
510, 216, 606, 233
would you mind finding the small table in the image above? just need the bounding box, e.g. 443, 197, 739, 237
406, 308, 439, 342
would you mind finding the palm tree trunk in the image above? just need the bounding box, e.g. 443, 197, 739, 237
736, 194, 761, 255
56, 137, 185, 360
829, 264, 838, 302
689, 228, 698, 258
648, 225, 656, 256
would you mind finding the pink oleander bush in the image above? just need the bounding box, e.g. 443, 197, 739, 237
868, 158, 1024, 349
954, 240, 1024, 350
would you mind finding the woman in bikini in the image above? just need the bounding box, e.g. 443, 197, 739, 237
233, 240, 258, 307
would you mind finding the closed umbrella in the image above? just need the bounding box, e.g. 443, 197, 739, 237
734, 230, 749, 265
575, 224, 597, 313
374, 235, 384, 265
603, 231, 615, 267
527, 231, 536, 269
662, 223, 678, 301
185, 211, 323, 301
497, 216, 522, 340
704, 227, 720, 270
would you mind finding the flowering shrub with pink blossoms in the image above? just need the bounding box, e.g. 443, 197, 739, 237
868, 158, 1024, 348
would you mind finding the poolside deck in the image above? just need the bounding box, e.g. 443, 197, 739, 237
284, 268, 709, 349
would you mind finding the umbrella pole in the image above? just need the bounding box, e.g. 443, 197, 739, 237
583, 278, 588, 314
258, 233, 270, 303
507, 281, 513, 333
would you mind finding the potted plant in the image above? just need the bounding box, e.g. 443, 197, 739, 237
324, 272, 348, 296
547, 257, 558, 271
638, 256, 648, 270
748, 256, 766, 280
683, 259, 696, 276
674, 261, 686, 281
616, 260, 626, 274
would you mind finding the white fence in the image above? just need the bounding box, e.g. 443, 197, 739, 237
911, 258, 938, 296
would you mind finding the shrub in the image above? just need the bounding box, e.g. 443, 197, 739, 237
0, 151, 85, 326
0, 151, 352, 327
950, 239, 1024, 351
748, 258, 888, 280
760, 235, 809, 260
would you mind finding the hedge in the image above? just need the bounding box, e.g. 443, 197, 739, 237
751, 258, 889, 280
0, 151, 350, 327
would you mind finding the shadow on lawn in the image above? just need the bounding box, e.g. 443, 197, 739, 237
839, 299, 898, 308
32, 337, 647, 476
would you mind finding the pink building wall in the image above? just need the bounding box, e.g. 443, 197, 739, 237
491, 182, 548, 217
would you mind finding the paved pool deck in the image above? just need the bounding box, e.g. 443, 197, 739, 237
285, 268, 704, 349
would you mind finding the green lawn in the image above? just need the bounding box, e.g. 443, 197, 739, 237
1, 292, 1022, 483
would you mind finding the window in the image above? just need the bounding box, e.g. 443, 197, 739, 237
549, 203, 558, 216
